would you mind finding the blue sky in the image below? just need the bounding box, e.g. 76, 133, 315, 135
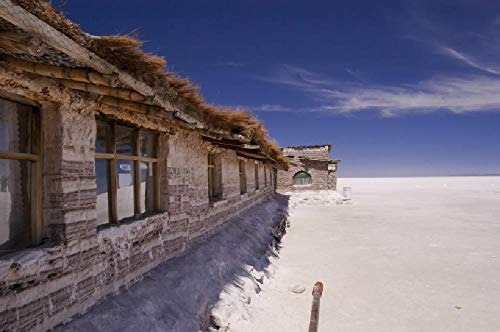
60, 0, 500, 177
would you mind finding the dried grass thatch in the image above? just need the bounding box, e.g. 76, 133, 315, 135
12, 0, 286, 166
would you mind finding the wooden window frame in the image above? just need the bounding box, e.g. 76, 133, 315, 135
239, 159, 247, 195
0, 96, 42, 248
95, 116, 161, 224
254, 162, 260, 190
208, 152, 222, 202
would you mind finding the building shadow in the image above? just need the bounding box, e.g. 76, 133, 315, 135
55, 194, 290, 332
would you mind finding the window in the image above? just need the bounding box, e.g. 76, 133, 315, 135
254, 163, 260, 190
208, 153, 222, 201
293, 171, 312, 185
239, 159, 247, 194
95, 115, 159, 226
0, 97, 41, 254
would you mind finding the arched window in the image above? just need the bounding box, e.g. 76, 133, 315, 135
293, 171, 312, 185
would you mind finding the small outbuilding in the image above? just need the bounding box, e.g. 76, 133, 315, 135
277, 144, 340, 191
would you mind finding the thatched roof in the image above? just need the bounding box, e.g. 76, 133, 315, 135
10, 0, 286, 166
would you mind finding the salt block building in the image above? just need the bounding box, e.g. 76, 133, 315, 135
277, 144, 340, 191
0, 1, 287, 331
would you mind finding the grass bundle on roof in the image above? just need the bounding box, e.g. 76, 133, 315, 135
12, 0, 287, 167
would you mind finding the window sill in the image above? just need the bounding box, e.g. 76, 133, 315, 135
292, 184, 313, 188
97, 211, 168, 233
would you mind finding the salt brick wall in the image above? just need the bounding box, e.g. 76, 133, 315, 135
246, 160, 256, 192
282, 146, 330, 160
277, 157, 330, 191
0, 71, 276, 332
221, 150, 240, 201
327, 170, 338, 190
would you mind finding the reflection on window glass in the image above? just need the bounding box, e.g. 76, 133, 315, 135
0, 99, 32, 153
140, 132, 157, 157
115, 125, 135, 155
0, 159, 30, 252
95, 159, 109, 226
140, 161, 155, 214
96, 122, 109, 153
116, 160, 134, 220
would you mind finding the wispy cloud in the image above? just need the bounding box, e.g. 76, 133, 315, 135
216, 61, 244, 67
245, 10, 500, 117
252, 64, 500, 116
437, 46, 500, 75
321, 75, 500, 114
249, 104, 296, 112
345, 68, 367, 83
253, 64, 333, 89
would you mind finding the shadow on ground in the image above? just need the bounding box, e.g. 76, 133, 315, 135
55, 194, 290, 332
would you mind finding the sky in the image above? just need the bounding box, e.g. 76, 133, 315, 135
58, 0, 500, 177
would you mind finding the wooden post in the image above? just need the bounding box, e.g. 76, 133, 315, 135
308, 281, 324, 332
133, 130, 141, 217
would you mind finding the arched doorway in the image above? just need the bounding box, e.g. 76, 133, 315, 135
293, 171, 312, 185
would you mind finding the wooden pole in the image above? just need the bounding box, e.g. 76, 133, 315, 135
308, 281, 324, 332
4, 56, 116, 86
61, 79, 147, 103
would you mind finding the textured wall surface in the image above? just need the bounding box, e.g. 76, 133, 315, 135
327, 169, 338, 190
277, 146, 338, 191
277, 157, 330, 191
282, 145, 330, 160
0, 69, 275, 332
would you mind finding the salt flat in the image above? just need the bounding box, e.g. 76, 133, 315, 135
230, 177, 500, 332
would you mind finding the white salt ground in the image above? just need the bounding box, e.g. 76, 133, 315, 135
226, 176, 500, 332
54, 177, 500, 332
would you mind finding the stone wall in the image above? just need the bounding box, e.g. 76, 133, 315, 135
277, 157, 329, 191
282, 145, 330, 160
0, 70, 275, 331
327, 169, 338, 190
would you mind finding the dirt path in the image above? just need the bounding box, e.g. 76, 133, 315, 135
229, 177, 500, 332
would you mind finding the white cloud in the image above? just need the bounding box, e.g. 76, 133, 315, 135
217, 61, 244, 67
345, 68, 367, 83
253, 64, 333, 89
320, 75, 500, 114
437, 46, 500, 75
254, 64, 500, 115
249, 104, 296, 112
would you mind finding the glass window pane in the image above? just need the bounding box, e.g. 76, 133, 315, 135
0, 98, 32, 153
0, 159, 30, 253
96, 159, 110, 226
115, 125, 135, 156
116, 160, 135, 220
140, 132, 157, 158
96, 122, 109, 153
140, 161, 156, 214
